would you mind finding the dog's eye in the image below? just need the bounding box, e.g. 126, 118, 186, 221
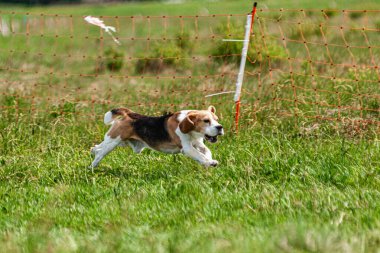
203, 119, 210, 123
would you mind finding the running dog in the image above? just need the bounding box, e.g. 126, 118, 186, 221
90, 106, 224, 168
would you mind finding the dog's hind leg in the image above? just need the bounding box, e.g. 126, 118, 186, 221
127, 139, 146, 153
90, 135, 122, 168
90, 143, 103, 156
118, 141, 128, 147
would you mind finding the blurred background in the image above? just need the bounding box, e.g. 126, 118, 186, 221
0, 0, 379, 129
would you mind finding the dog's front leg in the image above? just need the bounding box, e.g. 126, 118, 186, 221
176, 129, 216, 167
193, 140, 218, 166
182, 144, 217, 167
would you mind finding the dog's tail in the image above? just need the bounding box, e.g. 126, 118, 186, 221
104, 108, 132, 125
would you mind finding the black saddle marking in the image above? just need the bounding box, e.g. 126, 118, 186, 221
131, 113, 174, 146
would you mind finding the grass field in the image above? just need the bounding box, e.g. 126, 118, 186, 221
1, 0, 380, 252
1, 118, 379, 252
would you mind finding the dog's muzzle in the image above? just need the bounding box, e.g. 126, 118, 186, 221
216, 125, 224, 136
205, 125, 224, 143
205, 134, 218, 143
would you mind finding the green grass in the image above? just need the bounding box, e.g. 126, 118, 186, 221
1, 116, 380, 252
1, 0, 380, 252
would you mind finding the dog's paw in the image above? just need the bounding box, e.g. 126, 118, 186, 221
203, 160, 219, 167
88, 163, 98, 169
210, 160, 219, 167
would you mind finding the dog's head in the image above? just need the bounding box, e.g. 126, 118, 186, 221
179, 106, 224, 143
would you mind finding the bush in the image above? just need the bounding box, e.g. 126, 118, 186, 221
49, 102, 77, 118
323, 10, 337, 18
211, 22, 286, 66
289, 22, 321, 40
135, 42, 187, 74
349, 12, 364, 20
253, 37, 287, 65
375, 21, 380, 30
176, 32, 194, 53
211, 22, 246, 65
104, 47, 124, 72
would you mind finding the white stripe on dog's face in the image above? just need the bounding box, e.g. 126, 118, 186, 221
204, 111, 223, 137
177, 110, 193, 123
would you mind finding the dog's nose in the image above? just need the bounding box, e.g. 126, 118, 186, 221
216, 125, 223, 130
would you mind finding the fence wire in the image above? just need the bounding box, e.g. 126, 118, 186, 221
0, 9, 379, 131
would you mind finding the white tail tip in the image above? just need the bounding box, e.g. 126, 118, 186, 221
104, 111, 114, 125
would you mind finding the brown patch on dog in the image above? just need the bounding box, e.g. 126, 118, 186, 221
179, 114, 196, 133
166, 112, 182, 147
107, 118, 135, 140
107, 109, 143, 140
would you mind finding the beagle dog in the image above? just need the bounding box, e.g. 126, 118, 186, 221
90, 106, 224, 168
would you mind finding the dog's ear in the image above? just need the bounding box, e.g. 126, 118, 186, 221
179, 114, 195, 134
208, 105, 216, 114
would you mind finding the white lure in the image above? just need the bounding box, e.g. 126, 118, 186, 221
84, 16, 121, 45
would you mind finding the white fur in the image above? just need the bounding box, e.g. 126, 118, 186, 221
103, 111, 114, 125
175, 127, 218, 167
177, 110, 193, 122
90, 135, 122, 168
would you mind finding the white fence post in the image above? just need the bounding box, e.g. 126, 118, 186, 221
234, 14, 252, 103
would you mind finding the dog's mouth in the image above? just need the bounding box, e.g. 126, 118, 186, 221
205, 134, 218, 143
